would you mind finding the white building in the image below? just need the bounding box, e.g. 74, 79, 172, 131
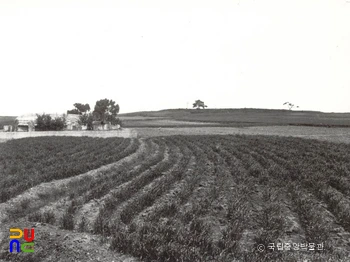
16, 114, 37, 132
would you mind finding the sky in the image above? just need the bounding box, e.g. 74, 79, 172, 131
0, 0, 349, 116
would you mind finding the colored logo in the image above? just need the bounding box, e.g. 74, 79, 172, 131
9, 228, 35, 253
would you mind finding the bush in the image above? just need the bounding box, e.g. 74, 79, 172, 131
36, 114, 66, 131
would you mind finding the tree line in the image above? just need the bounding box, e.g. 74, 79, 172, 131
35, 98, 120, 131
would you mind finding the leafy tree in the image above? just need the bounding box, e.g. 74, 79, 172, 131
93, 99, 120, 125
67, 109, 80, 114
193, 100, 208, 109
12, 119, 19, 132
51, 116, 66, 131
36, 114, 51, 131
79, 112, 94, 130
74, 103, 90, 114
67, 103, 90, 115
36, 113, 66, 131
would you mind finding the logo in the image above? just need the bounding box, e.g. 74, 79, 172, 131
9, 228, 35, 253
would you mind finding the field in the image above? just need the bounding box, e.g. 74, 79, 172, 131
3, 108, 350, 130
120, 109, 350, 127
1, 135, 350, 261
133, 126, 350, 144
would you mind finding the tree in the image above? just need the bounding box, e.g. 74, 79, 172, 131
67, 103, 90, 115
36, 114, 51, 131
193, 100, 207, 109
78, 112, 94, 130
36, 113, 66, 131
283, 102, 299, 110
51, 116, 66, 131
67, 109, 80, 114
93, 99, 120, 125
12, 119, 19, 132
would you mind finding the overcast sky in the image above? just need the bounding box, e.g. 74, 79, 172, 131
0, 0, 349, 116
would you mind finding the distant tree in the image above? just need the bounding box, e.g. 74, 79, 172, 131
79, 112, 94, 130
74, 103, 90, 113
93, 99, 120, 125
67, 103, 90, 115
283, 102, 299, 110
51, 116, 66, 130
193, 100, 207, 109
36, 113, 66, 131
36, 114, 51, 131
12, 119, 19, 132
67, 109, 80, 114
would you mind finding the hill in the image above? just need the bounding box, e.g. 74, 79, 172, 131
120, 108, 350, 127
3, 109, 350, 130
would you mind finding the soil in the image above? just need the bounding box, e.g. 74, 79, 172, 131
0, 221, 139, 262
0, 139, 147, 261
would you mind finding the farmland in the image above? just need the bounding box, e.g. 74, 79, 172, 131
1, 135, 350, 261
0, 137, 139, 203
120, 109, 350, 127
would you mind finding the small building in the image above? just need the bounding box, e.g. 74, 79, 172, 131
16, 113, 83, 132
92, 121, 121, 131
92, 121, 110, 131
3, 125, 13, 132
110, 124, 121, 130
16, 114, 37, 132
66, 114, 81, 130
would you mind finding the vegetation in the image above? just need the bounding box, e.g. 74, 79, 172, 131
67, 103, 91, 115
1, 135, 350, 261
0, 136, 139, 202
93, 98, 121, 125
66, 99, 121, 129
0, 116, 16, 129
193, 99, 207, 109
78, 112, 94, 130
67, 103, 94, 129
35, 113, 66, 131
120, 108, 350, 127
283, 102, 299, 110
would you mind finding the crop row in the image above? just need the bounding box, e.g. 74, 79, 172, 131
0, 137, 139, 202
3, 135, 350, 261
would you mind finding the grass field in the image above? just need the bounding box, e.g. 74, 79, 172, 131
1, 135, 350, 261
133, 126, 350, 144
120, 108, 350, 127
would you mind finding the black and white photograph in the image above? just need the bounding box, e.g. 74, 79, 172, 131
1, 0, 350, 261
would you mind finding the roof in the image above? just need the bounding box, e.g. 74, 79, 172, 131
16, 114, 37, 122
